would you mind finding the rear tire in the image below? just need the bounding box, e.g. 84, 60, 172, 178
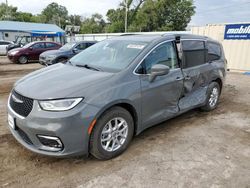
18, 55, 28, 64
201, 82, 221, 111
90, 106, 134, 160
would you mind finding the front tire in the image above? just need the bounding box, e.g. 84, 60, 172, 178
18, 55, 28, 64
90, 106, 134, 160
201, 82, 221, 111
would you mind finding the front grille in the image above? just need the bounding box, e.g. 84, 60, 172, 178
9, 90, 33, 117
16, 126, 33, 145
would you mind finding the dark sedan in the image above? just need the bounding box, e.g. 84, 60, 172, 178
39, 41, 96, 66
7, 41, 61, 64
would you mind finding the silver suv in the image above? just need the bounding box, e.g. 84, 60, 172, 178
7, 34, 226, 160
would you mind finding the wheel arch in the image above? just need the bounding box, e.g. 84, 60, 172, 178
18, 54, 29, 63
55, 56, 68, 62
212, 77, 223, 93
94, 101, 139, 136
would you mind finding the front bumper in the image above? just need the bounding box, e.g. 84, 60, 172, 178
7, 95, 100, 157
39, 58, 53, 66
7, 54, 19, 63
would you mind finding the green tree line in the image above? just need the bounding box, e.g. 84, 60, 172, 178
0, 0, 195, 33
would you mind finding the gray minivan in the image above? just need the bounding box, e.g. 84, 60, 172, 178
7, 34, 226, 160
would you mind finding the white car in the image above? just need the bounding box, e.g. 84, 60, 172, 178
0, 40, 14, 55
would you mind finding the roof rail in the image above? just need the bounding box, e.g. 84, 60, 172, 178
120, 33, 141, 36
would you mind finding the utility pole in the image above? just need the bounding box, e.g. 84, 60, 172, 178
5, 0, 9, 20
125, 0, 128, 33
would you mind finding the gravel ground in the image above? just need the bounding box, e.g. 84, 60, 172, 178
0, 57, 249, 188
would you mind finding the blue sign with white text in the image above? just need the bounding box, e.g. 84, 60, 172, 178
224, 24, 250, 40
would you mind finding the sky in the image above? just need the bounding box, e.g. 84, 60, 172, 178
1, 0, 250, 26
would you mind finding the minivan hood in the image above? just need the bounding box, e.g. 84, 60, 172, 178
14, 63, 114, 100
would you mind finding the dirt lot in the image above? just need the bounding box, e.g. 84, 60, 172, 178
0, 57, 249, 188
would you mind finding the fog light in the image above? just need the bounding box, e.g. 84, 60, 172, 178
37, 135, 63, 152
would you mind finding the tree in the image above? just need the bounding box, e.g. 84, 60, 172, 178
80, 14, 106, 34
106, 8, 125, 32
15, 12, 33, 22
106, 0, 195, 32
106, 0, 146, 33
159, 0, 195, 31
68, 15, 82, 26
30, 14, 46, 23
0, 3, 18, 20
42, 2, 68, 27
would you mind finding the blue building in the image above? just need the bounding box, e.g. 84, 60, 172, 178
0, 21, 65, 44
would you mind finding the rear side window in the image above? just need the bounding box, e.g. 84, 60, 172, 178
142, 42, 178, 74
207, 42, 221, 62
46, 43, 57, 48
182, 40, 206, 68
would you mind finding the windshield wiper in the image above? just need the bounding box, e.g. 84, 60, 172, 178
75, 64, 101, 71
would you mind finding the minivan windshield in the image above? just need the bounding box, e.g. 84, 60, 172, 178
70, 39, 148, 72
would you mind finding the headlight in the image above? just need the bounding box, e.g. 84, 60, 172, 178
10, 51, 19, 55
39, 98, 83, 111
46, 55, 57, 60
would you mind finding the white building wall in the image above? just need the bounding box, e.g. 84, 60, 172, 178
1, 31, 30, 42
191, 24, 250, 71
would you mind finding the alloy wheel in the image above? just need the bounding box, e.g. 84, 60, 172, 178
209, 87, 219, 107
100, 117, 128, 152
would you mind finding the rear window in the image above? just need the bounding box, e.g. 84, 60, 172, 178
46, 43, 57, 48
182, 40, 206, 68
207, 42, 221, 62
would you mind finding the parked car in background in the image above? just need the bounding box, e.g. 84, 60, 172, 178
7, 34, 226, 160
39, 41, 96, 66
0, 40, 14, 55
7, 41, 61, 64
6, 36, 41, 52
6, 42, 24, 52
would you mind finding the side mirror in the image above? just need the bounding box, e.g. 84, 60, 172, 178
149, 64, 170, 82
29, 47, 33, 50
73, 48, 80, 54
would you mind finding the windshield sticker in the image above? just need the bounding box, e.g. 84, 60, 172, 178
127, 44, 145, 49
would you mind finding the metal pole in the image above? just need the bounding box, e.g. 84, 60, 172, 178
5, 0, 9, 20
125, 0, 128, 33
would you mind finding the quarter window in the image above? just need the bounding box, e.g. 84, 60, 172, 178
207, 42, 221, 62
181, 40, 206, 68
142, 42, 178, 74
